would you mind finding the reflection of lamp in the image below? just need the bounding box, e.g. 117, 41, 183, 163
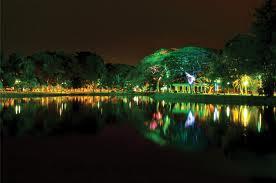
226, 106, 230, 117
185, 111, 195, 128
150, 121, 158, 130
153, 112, 162, 120
213, 107, 219, 121
241, 106, 249, 127
15, 105, 21, 114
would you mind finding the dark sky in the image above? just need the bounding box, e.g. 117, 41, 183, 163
3, 0, 262, 65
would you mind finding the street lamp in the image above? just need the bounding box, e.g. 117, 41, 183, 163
227, 82, 230, 94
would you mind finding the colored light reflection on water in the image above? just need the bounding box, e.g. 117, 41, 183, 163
1, 96, 275, 154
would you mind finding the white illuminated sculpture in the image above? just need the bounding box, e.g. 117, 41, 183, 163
185, 72, 195, 85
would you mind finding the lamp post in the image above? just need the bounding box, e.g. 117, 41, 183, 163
227, 82, 230, 94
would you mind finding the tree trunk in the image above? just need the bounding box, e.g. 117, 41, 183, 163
156, 77, 162, 92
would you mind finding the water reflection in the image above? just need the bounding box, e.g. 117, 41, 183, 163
1, 96, 276, 156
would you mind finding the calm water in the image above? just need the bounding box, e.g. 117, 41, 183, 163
1, 96, 276, 182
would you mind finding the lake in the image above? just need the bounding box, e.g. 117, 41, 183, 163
1, 96, 276, 183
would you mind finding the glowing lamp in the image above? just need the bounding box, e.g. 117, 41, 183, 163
243, 80, 249, 86
14, 79, 21, 84
215, 79, 221, 84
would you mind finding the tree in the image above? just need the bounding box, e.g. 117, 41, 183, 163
32, 52, 64, 86
164, 47, 216, 83
104, 64, 135, 90
251, 0, 276, 96
74, 52, 106, 89
0, 53, 4, 89
2, 53, 23, 87
133, 47, 216, 92
135, 48, 172, 91
210, 34, 262, 92
16, 56, 38, 90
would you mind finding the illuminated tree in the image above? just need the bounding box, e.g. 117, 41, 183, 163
134, 47, 216, 92
164, 47, 215, 83
132, 48, 171, 91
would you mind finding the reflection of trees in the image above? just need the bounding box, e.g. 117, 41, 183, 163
1, 100, 106, 136
140, 108, 208, 151
1, 96, 156, 136
2, 96, 276, 158
138, 101, 276, 156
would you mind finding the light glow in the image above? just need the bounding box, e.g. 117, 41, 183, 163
185, 111, 195, 128
185, 72, 195, 85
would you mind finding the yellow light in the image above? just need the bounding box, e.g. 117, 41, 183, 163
241, 106, 249, 127
216, 79, 221, 83
243, 80, 249, 86
258, 113, 262, 133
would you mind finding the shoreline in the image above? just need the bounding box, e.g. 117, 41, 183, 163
0, 91, 149, 98
1, 91, 275, 105
152, 93, 276, 106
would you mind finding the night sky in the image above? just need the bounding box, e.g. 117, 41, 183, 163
3, 0, 262, 65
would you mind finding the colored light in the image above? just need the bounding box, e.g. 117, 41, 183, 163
150, 121, 158, 130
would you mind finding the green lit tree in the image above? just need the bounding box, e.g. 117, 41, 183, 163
164, 47, 215, 82
134, 47, 216, 92
131, 48, 171, 91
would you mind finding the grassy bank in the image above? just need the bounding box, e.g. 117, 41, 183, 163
0, 91, 148, 98
151, 93, 276, 106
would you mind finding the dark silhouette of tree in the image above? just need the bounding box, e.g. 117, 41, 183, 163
251, 0, 276, 96
2, 53, 23, 87
31, 52, 65, 86
74, 52, 106, 88
104, 63, 135, 90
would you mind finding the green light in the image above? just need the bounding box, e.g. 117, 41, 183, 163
14, 79, 21, 84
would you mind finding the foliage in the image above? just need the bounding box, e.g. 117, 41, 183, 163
1, 51, 110, 90
132, 47, 216, 91
104, 63, 135, 90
